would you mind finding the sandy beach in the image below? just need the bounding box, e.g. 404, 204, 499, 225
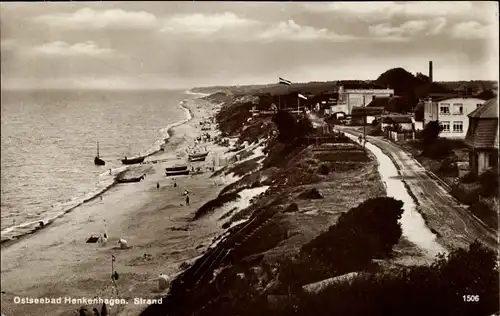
0, 97, 236, 316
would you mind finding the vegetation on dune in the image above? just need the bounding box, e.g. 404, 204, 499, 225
272, 110, 314, 143
154, 242, 498, 316
288, 241, 499, 316
216, 100, 255, 136
297, 197, 404, 282
192, 192, 241, 220
298, 188, 324, 200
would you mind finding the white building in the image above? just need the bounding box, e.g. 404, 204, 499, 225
337, 86, 394, 115
424, 96, 486, 139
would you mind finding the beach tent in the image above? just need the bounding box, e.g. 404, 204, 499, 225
158, 273, 170, 290
118, 238, 128, 249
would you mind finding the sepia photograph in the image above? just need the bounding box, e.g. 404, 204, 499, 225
1, 1, 499, 316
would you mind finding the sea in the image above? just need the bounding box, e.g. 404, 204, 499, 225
1, 89, 196, 243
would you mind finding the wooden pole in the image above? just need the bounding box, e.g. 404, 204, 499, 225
297, 96, 300, 119
363, 115, 367, 151
111, 255, 119, 297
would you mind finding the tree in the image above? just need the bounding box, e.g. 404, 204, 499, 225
272, 110, 314, 143
272, 110, 298, 142
414, 104, 424, 121
421, 121, 442, 143
476, 89, 497, 100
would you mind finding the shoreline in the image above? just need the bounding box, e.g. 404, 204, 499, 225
1, 96, 196, 247
0, 95, 230, 316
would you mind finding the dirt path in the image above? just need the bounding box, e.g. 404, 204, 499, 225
339, 127, 498, 251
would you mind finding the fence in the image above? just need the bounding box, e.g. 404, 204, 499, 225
386, 130, 415, 142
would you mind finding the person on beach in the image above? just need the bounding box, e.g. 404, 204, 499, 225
157, 182, 160, 189
174, 181, 177, 187
109, 169, 112, 175
186, 195, 190, 206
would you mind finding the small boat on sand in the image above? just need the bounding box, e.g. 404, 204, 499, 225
166, 169, 190, 176
165, 165, 188, 172
94, 142, 105, 166
117, 174, 145, 183
121, 156, 145, 165
188, 152, 208, 162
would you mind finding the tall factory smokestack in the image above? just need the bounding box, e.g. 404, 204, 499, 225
429, 61, 433, 83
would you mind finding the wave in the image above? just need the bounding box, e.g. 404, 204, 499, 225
1, 97, 196, 247
184, 90, 211, 97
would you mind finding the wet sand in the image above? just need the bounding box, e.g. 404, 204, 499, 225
0, 97, 234, 316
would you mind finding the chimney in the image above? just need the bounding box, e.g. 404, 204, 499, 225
429, 61, 433, 83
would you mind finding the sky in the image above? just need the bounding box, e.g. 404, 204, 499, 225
1, 1, 498, 89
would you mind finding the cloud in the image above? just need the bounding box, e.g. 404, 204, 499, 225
450, 21, 497, 40
1, 39, 20, 51
29, 41, 114, 57
161, 12, 258, 35
257, 20, 356, 42
368, 18, 448, 41
32, 8, 157, 30
161, 14, 357, 43
303, 2, 493, 22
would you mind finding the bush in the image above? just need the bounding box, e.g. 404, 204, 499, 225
437, 157, 459, 177
450, 184, 480, 205
319, 164, 330, 175
421, 138, 454, 159
193, 192, 240, 220
469, 201, 498, 230
478, 169, 499, 197
368, 124, 383, 136
301, 197, 404, 279
291, 242, 498, 316
421, 121, 442, 143
298, 188, 324, 199
272, 110, 314, 143
461, 171, 478, 184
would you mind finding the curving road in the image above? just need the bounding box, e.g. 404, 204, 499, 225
337, 127, 498, 252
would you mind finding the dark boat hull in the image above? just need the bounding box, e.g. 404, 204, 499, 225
188, 152, 208, 162
165, 170, 190, 176
188, 156, 206, 162
165, 165, 188, 172
121, 157, 145, 165
94, 157, 106, 166
117, 176, 144, 183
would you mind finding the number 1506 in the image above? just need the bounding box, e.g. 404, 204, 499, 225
463, 295, 479, 302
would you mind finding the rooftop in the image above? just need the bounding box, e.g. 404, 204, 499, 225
351, 106, 385, 116
465, 99, 499, 149
468, 98, 498, 118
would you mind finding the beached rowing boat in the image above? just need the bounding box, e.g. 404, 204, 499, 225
188, 152, 208, 162
165, 169, 190, 176
165, 165, 188, 172
116, 175, 144, 183
121, 156, 145, 165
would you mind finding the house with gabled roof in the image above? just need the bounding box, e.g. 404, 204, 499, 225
464, 98, 498, 175
424, 95, 487, 139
